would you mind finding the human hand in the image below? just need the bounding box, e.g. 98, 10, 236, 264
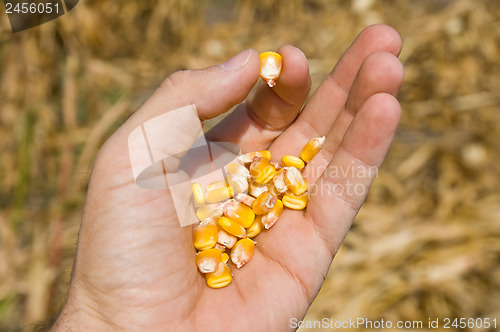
52, 25, 404, 331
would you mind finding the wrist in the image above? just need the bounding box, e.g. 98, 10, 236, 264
51, 308, 106, 332
50, 289, 112, 331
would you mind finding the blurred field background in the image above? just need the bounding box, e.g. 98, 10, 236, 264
1, 0, 500, 331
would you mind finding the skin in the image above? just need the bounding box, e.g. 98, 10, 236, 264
52, 25, 404, 331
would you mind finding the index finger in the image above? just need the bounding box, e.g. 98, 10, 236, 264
205, 45, 311, 153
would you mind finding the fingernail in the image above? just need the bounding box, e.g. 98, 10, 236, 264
221, 49, 252, 71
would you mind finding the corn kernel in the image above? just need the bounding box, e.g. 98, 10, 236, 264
282, 191, 309, 210
253, 191, 277, 215
226, 162, 250, 179
270, 161, 280, 170
196, 203, 224, 221
249, 157, 276, 184
231, 238, 255, 268
281, 155, 305, 170
206, 262, 232, 288
193, 218, 218, 250
238, 150, 271, 164
272, 168, 287, 194
261, 199, 283, 229
217, 227, 237, 249
221, 253, 229, 264
248, 180, 269, 198
196, 248, 222, 273
206, 183, 234, 203
300, 136, 326, 163
267, 182, 284, 198
215, 243, 226, 251
246, 215, 263, 238
206, 180, 226, 191
226, 173, 248, 194
235, 192, 256, 207
259, 51, 282, 88
218, 216, 247, 238
191, 182, 205, 208
224, 200, 255, 228
284, 166, 308, 195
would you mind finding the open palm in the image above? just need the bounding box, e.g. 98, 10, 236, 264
53, 25, 404, 331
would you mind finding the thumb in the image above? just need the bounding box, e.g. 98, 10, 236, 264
122, 48, 259, 135
92, 49, 260, 183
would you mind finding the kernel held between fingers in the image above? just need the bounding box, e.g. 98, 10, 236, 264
259, 51, 282, 88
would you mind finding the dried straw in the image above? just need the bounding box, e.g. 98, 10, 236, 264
0, 0, 499, 330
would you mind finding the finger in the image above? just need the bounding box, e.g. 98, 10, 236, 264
95, 49, 261, 175
306, 93, 401, 254
205, 45, 311, 153
269, 24, 402, 157
124, 49, 260, 132
303, 51, 404, 183
248, 45, 311, 129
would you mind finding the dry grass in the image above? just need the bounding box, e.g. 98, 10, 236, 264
0, 0, 499, 331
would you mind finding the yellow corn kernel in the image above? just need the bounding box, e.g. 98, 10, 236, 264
221, 253, 229, 264
206, 262, 232, 288
206, 180, 225, 191
231, 238, 255, 268
248, 180, 269, 198
261, 199, 283, 229
217, 227, 237, 249
300, 136, 326, 163
249, 157, 276, 184
218, 216, 247, 238
259, 51, 282, 88
191, 182, 205, 208
246, 215, 263, 238
193, 218, 218, 250
284, 166, 308, 195
271, 168, 287, 194
282, 191, 309, 210
196, 203, 224, 221
238, 150, 271, 164
224, 200, 255, 228
226, 173, 248, 194
206, 183, 234, 203
235, 192, 256, 207
226, 162, 250, 179
253, 191, 277, 215
196, 248, 222, 273
281, 155, 305, 170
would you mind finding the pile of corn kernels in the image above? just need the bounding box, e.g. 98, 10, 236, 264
191, 51, 325, 288
192, 136, 325, 288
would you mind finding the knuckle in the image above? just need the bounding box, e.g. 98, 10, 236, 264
159, 69, 191, 91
